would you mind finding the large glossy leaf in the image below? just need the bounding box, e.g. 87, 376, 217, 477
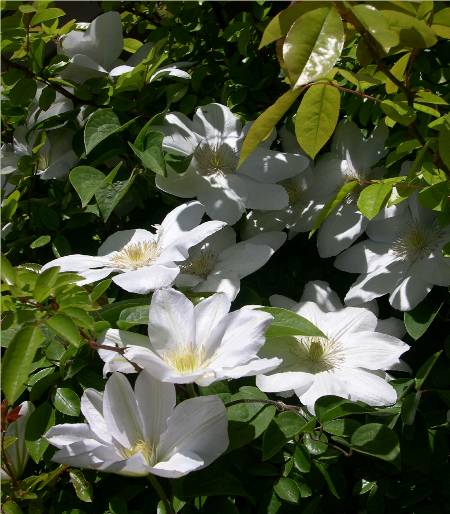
283, 6, 345, 89
352, 4, 399, 51
2, 325, 45, 404
295, 82, 340, 158
238, 88, 302, 166
381, 10, 437, 48
357, 182, 393, 220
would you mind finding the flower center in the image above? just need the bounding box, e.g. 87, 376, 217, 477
180, 249, 217, 279
193, 141, 238, 176
110, 241, 160, 270
163, 345, 206, 374
293, 336, 344, 373
121, 439, 156, 465
392, 222, 444, 263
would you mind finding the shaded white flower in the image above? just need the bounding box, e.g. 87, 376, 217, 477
100, 288, 281, 385
1, 126, 77, 196
46, 372, 228, 478
256, 286, 409, 413
176, 226, 286, 300
155, 103, 309, 224
335, 196, 450, 311
27, 85, 74, 128
1, 402, 34, 482
41, 201, 225, 294
241, 127, 320, 238
60, 11, 191, 82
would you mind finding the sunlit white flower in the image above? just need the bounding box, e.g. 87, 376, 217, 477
176, 226, 286, 300
335, 196, 450, 311
155, 103, 309, 224
1, 402, 34, 482
256, 286, 409, 413
41, 201, 225, 294
46, 372, 228, 478
59, 11, 191, 82
100, 288, 281, 385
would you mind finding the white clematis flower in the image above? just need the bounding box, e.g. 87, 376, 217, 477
1, 402, 34, 482
335, 196, 450, 311
155, 103, 309, 224
99, 288, 281, 385
28, 85, 74, 128
256, 286, 409, 413
41, 201, 225, 294
176, 226, 286, 300
46, 372, 228, 478
59, 11, 191, 83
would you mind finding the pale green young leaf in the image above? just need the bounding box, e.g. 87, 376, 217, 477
357, 182, 393, 220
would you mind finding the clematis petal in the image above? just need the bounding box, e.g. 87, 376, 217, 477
340, 331, 409, 370
298, 372, 351, 413
103, 373, 143, 448
243, 179, 289, 211
215, 357, 282, 383
160, 112, 199, 155
192, 103, 241, 139
156, 169, 201, 198
194, 293, 231, 349
324, 307, 378, 340
45, 423, 97, 447
269, 294, 298, 310
192, 272, 241, 301
112, 265, 179, 294
300, 280, 343, 311
41, 254, 108, 273
317, 202, 367, 258
257, 371, 314, 393
217, 241, 277, 279
134, 371, 176, 444
158, 395, 228, 470
81, 389, 113, 444
147, 288, 195, 354
334, 241, 397, 274
151, 451, 204, 478
158, 201, 205, 247
98, 229, 156, 256
389, 276, 433, 311
376, 317, 406, 339
123, 346, 181, 382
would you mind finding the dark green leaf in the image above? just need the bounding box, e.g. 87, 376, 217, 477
45, 313, 82, 347
404, 299, 442, 340
69, 469, 93, 502
274, 477, 300, 504
53, 387, 81, 416
351, 423, 400, 462
70, 166, 106, 207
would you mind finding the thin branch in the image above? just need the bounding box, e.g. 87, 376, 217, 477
225, 398, 308, 417
1, 56, 100, 107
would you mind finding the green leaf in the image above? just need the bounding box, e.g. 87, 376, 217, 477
357, 182, 393, 220
415, 90, 448, 105
322, 418, 361, 437
315, 396, 374, 423
25, 401, 55, 463
69, 166, 106, 207
2, 501, 24, 514
123, 38, 143, 53
54, 388, 81, 417
431, 7, 450, 39
381, 100, 416, 126
117, 305, 150, 330
69, 469, 93, 502
381, 10, 437, 48
294, 445, 311, 473
84, 109, 138, 154
227, 386, 276, 449
1, 190, 20, 221
95, 174, 135, 222
351, 423, 400, 462
404, 299, 442, 340
384, 52, 410, 94
309, 180, 359, 235
10, 78, 37, 106
2, 326, 45, 404
415, 351, 442, 390
238, 88, 302, 166
295, 82, 340, 158
45, 313, 82, 347
260, 307, 325, 337
33, 266, 60, 303
1, 254, 17, 285
263, 412, 309, 460
438, 115, 450, 169
129, 131, 166, 176
30, 7, 65, 25
274, 477, 300, 504
283, 6, 345, 88
30, 235, 51, 249
352, 4, 399, 51
418, 181, 449, 211
259, 2, 328, 48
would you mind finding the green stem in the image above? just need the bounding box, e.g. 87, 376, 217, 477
147, 474, 175, 514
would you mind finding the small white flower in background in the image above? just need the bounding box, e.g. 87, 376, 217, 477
176, 226, 286, 300
1, 126, 78, 195
1, 402, 34, 482
256, 282, 409, 413
272, 120, 387, 257
99, 288, 281, 385
46, 372, 228, 478
155, 103, 309, 224
59, 11, 191, 83
335, 196, 450, 311
241, 126, 320, 239
41, 201, 225, 294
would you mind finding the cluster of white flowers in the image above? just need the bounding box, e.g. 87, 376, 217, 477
36, 99, 447, 481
